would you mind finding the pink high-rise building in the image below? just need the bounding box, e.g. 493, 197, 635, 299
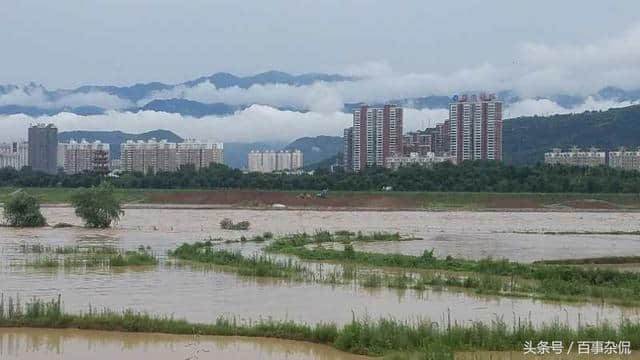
349, 105, 403, 172
449, 94, 503, 164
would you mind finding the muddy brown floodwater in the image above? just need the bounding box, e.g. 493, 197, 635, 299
1, 208, 639, 331
35, 207, 640, 261
0, 328, 369, 360
455, 352, 639, 360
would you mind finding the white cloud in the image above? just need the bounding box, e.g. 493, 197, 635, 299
134, 23, 640, 108
505, 97, 639, 118
0, 106, 351, 143
514, 23, 640, 96
0, 86, 132, 109
2, 23, 640, 115
0, 96, 635, 144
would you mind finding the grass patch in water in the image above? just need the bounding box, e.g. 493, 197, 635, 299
0, 296, 639, 358
24, 248, 157, 268
169, 241, 305, 278
265, 234, 640, 306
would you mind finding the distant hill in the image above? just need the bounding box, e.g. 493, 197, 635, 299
504, 104, 640, 165
305, 153, 342, 170
140, 99, 239, 117
58, 129, 183, 159
284, 135, 343, 166
3, 72, 640, 117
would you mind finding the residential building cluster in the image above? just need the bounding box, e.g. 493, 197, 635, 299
545, 147, 640, 171
0, 141, 28, 170
343, 104, 404, 172
343, 94, 503, 171
385, 152, 453, 170
0, 124, 225, 175
60, 140, 110, 174
121, 139, 224, 174
609, 148, 640, 171
248, 150, 303, 173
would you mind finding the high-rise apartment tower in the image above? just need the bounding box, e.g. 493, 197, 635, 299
449, 94, 502, 163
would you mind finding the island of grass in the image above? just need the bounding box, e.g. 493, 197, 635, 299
0, 296, 638, 359
168, 231, 640, 306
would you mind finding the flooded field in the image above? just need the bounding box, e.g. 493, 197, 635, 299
0, 328, 368, 360
28, 207, 640, 261
1, 208, 639, 344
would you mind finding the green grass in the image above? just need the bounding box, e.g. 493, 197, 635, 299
169, 241, 306, 278
168, 234, 640, 306
0, 296, 638, 358
0, 187, 149, 204
19, 244, 118, 255
3, 187, 640, 209
24, 248, 157, 268
265, 234, 640, 306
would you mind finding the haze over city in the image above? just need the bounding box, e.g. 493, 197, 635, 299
1, 0, 640, 142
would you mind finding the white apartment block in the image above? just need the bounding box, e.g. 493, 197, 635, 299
176, 140, 224, 170
247, 150, 303, 173
384, 152, 453, 170
608, 148, 640, 171
291, 150, 303, 170
121, 139, 178, 174
0, 141, 28, 170
544, 147, 606, 167
61, 140, 110, 174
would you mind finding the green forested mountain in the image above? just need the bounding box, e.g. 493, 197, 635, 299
504, 105, 640, 165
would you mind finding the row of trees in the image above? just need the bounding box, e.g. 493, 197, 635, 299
2, 161, 640, 193
2, 183, 123, 228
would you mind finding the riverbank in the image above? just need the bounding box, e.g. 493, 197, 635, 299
1, 296, 638, 359
3, 187, 640, 211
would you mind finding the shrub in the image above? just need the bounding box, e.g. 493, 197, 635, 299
70, 183, 124, 228
220, 218, 250, 230
2, 191, 46, 227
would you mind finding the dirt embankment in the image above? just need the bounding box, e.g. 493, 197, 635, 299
147, 190, 423, 209
145, 190, 630, 211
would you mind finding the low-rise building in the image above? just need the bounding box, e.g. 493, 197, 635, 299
384, 152, 453, 170
544, 147, 606, 167
608, 147, 640, 171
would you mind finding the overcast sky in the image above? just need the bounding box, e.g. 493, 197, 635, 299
2, 0, 640, 88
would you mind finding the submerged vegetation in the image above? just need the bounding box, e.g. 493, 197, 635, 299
70, 182, 124, 228
167, 231, 640, 305
0, 296, 638, 358
2, 191, 46, 227
169, 242, 305, 278
220, 218, 251, 230
265, 234, 640, 305
22, 246, 157, 268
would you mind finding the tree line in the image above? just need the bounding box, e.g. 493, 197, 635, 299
1, 161, 640, 193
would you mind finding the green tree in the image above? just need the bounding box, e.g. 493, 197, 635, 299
2, 191, 46, 227
70, 183, 124, 228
